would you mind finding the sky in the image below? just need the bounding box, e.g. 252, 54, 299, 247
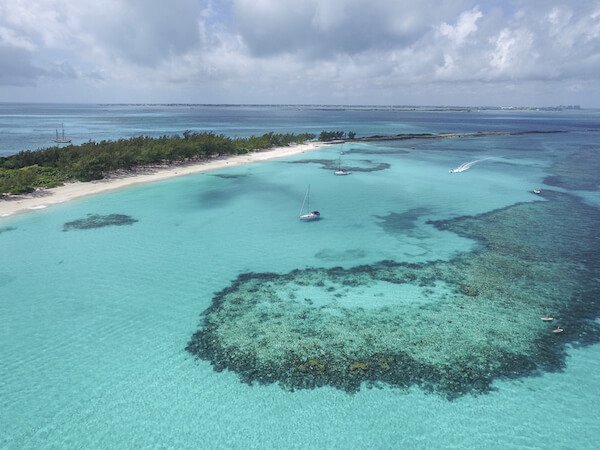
0, 0, 599, 106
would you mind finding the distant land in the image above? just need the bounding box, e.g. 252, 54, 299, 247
88, 103, 584, 112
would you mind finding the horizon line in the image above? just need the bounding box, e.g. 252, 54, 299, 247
0, 102, 589, 110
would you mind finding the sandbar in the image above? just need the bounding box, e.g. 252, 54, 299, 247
0, 141, 328, 219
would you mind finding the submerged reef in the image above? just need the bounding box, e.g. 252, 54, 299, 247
375, 208, 431, 238
289, 159, 390, 173
63, 214, 138, 231
213, 173, 247, 179
187, 191, 600, 398
0, 226, 17, 235
315, 248, 368, 262
543, 147, 600, 191
341, 146, 410, 156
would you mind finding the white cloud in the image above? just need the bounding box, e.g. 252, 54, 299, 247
0, 25, 36, 51
232, 0, 470, 58
488, 28, 534, 74
0, 0, 600, 105
439, 7, 482, 46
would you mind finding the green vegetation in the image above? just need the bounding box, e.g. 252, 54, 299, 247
318, 130, 356, 141
0, 166, 64, 194
0, 131, 316, 195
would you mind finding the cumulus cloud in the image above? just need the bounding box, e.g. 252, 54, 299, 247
488, 28, 535, 75
0, 0, 600, 105
439, 7, 482, 46
232, 0, 470, 58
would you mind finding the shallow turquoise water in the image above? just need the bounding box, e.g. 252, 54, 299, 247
1, 109, 600, 447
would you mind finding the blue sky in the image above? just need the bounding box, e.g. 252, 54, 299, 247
1, 0, 599, 106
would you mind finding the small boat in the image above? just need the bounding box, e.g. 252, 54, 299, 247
334, 156, 351, 176
449, 157, 494, 173
552, 326, 564, 334
53, 124, 71, 144
449, 164, 468, 173
299, 185, 321, 221
541, 315, 554, 321
533, 189, 542, 195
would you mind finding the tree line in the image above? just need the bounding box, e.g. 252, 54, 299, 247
0, 131, 316, 195
318, 130, 356, 141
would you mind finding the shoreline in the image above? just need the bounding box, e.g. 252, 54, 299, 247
0, 141, 329, 219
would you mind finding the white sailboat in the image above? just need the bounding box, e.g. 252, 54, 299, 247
334, 156, 351, 176
53, 124, 71, 144
299, 185, 321, 221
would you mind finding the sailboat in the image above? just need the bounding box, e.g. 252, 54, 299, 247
334, 156, 351, 176
53, 124, 71, 144
299, 185, 321, 221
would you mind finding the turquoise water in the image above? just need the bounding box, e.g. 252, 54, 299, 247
1, 107, 600, 447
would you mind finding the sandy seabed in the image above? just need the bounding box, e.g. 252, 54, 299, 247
0, 141, 328, 218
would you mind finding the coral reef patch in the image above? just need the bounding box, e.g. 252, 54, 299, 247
63, 214, 138, 231
199, 178, 294, 208
341, 146, 410, 156
543, 147, 600, 191
0, 226, 17, 235
315, 248, 368, 262
213, 173, 247, 179
289, 159, 390, 172
187, 191, 600, 397
375, 208, 431, 237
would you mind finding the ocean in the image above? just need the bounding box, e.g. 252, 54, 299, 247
1, 104, 599, 448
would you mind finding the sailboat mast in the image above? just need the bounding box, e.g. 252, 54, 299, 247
298, 184, 320, 221
300, 185, 309, 216
300, 184, 310, 216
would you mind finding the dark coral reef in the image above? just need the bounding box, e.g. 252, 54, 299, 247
288, 159, 390, 173
543, 147, 600, 191
63, 214, 138, 231
187, 191, 600, 398
0, 226, 17, 235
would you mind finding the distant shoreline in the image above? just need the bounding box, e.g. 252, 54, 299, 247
350, 129, 568, 142
0, 141, 328, 219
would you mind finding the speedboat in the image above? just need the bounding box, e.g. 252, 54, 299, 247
533, 189, 542, 195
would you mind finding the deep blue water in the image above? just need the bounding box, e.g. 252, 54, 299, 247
1, 103, 599, 156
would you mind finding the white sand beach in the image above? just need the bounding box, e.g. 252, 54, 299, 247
0, 141, 328, 218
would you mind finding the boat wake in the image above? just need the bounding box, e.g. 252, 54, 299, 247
449, 157, 495, 173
